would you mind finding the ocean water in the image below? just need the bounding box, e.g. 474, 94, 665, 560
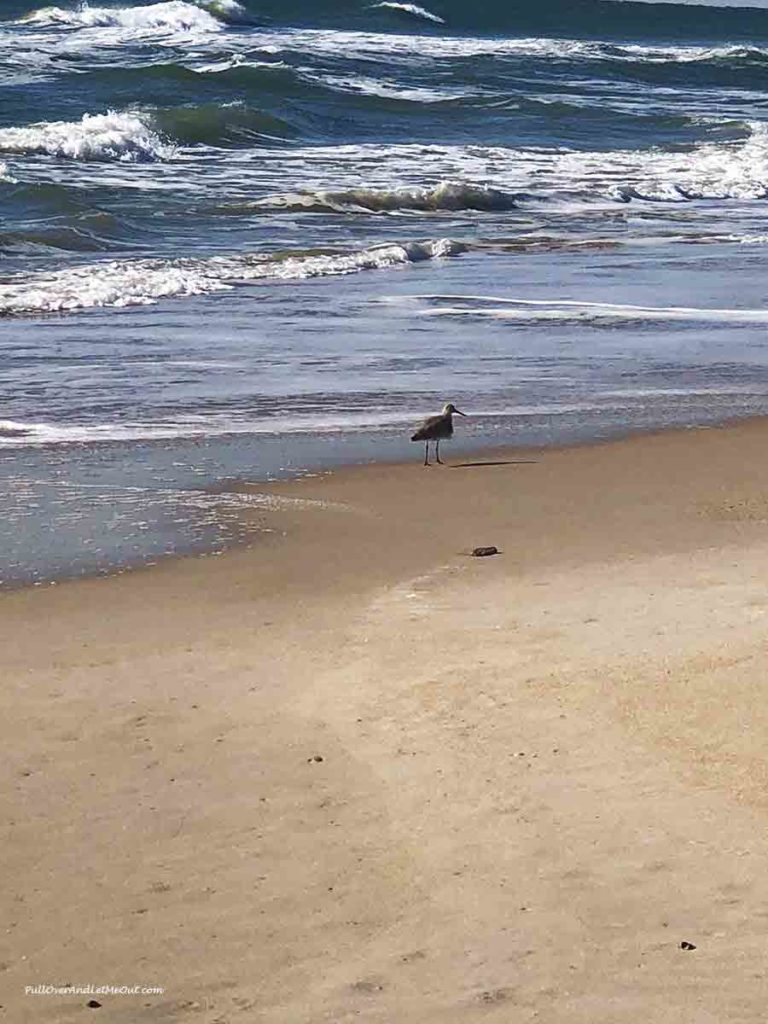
4, 0, 768, 584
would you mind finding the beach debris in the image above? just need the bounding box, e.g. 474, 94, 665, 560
478, 988, 512, 1005
471, 546, 499, 557
680, 941, 697, 951
350, 978, 385, 994
400, 949, 426, 963
86, 1000, 102, 1009
308, 754, 324, 763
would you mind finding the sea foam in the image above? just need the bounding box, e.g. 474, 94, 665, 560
0, 239, 464, 316
243, 27, 768, 68
236, 129, 768, 212
611, 121, 768, 202
0, 111, 175, 163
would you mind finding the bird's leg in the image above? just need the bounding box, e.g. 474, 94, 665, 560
435, 439, 444, 465
424, 442, 430, 466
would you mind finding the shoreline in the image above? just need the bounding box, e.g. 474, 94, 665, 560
5, 407, 768, 594
6, 417, 768, 1020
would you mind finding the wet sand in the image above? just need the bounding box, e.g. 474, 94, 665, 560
5, 419, 768, 1022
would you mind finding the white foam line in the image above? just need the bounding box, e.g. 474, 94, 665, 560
236, 27, 753, 64
413, 294, 768, 323
0, 239, 463, 316
5, 402, 641, 448
21, 478, 337, 508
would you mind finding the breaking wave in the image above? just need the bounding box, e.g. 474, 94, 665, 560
250, 182, 518, 214
18, 0, 245, 32
367, 123, 768, 206
520, 122, 768, 203
224, 121, 768, 213
0, 111, 175, 163
0, 238, 465, 315
613, 121, 768, 201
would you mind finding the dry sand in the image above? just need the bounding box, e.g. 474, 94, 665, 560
4, 419, 768, 1022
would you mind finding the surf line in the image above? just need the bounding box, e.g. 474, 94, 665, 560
412, 294, 768, 322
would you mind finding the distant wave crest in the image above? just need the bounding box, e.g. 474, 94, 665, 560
370, 2, 445, 24
251, 182, 518, 213
0, 239, 465, 315
0, 111, 175, 163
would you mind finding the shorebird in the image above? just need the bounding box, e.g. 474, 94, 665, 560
411, 402, 467, 466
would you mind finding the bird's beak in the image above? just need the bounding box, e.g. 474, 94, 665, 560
455, 408, 467, 417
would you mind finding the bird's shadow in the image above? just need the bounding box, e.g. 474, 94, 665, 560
450, 459, 538, 469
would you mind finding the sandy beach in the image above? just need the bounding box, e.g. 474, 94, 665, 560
5, 419, 768, 1022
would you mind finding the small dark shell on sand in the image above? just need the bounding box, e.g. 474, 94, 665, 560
86, 1001, 102, 1009
471, 546, 499, 557
680, 941, 697, 951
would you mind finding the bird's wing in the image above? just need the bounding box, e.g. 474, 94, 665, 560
411, 414, 440, 440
